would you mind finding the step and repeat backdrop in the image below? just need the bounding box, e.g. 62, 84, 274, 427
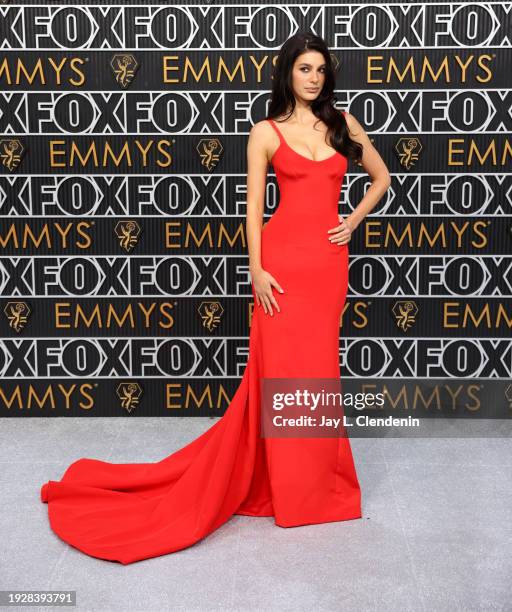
0, 1, 511, 418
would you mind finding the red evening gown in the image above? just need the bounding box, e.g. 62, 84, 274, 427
40, 113, 362, 564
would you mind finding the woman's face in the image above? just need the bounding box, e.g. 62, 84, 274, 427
291, 50, 327, 103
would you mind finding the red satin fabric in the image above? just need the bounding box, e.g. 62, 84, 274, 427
40, 113, 362, 564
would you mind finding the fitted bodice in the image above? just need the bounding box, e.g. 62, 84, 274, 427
262, 116, 348, 250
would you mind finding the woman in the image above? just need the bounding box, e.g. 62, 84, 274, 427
40, 32, 391, 565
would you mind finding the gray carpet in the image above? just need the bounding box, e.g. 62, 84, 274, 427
1, 417, 510, 611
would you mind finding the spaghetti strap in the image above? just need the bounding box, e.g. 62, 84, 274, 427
268, 113, 345, 144
266, 118, 285, 144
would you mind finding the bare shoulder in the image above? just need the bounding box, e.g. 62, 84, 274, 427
342, 111, 362, 132
341, 111, 369, 144
248, 119, 277, 146
340, 110, 391, 182
248, 119, 274, 144
247, 119, 276, 162
249, 118, 273, 138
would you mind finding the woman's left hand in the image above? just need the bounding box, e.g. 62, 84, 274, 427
327, 215, 354, 245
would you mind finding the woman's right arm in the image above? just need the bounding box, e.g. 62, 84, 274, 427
245, 122, 284, 316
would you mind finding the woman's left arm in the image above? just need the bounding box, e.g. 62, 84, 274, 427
328, 111, 391, 245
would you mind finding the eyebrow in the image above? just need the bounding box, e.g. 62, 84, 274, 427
298, 63, 326, 67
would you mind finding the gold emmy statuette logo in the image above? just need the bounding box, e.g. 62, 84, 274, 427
3, 301, 31, 332
0, 139, 24, 171
196, 139, 223, 171
116, 382, 143, 414
110, 54, 139, 88
114, 220, 141, 252
198, 301, 224, 331
392, 300, 418, 332
395, 137, 422, 170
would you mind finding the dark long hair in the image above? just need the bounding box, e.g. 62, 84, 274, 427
266, 31, 363, 165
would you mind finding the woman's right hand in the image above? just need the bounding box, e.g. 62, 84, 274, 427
251, 268, 284, 316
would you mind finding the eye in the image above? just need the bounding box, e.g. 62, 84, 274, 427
299, 66, 326, 73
